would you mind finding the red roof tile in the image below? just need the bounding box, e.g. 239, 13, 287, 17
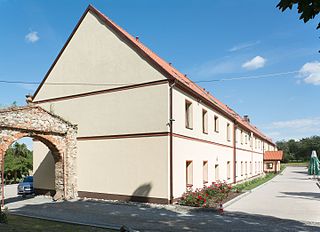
264, 151, 283, 161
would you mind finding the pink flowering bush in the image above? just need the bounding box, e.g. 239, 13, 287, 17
179, 181, 232, 208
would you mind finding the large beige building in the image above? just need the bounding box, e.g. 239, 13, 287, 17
31, 5, 276, 204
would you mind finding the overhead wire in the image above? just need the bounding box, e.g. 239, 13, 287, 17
0, 70, 300, 86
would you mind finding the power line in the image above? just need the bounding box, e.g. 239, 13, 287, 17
0, 70, 300, 86
0, 80, 135, 86
194, 70, 299, 83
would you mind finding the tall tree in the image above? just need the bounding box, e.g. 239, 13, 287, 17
4, 142, 33, 183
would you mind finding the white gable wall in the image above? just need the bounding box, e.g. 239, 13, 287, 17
33, 10, 170, 201
33, 11, 166, 102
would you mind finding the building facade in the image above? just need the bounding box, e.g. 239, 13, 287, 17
264, 151, 284, 173
31, 5, 277, 204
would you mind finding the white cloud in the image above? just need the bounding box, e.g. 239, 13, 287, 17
270, 117, 320, 129
228, 40, 260, 52
299, 61, 320, 86
242, 56, 266, 70
25, 31, 39, 43
263, 117, 320, 141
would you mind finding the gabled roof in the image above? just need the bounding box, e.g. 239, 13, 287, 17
32, 5, 275, 145
264, 151, 284, 161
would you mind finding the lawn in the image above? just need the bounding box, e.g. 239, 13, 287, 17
242, 173, 276, 191
284, 162, 308, 167
233, 172, 280, 192
0, 214, 115, 232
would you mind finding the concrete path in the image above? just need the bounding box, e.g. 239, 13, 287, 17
226, 166, 320, 223
3, 169, 320, 231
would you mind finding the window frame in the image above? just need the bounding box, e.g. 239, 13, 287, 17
185, 100, 193, 130
227, 123, 231, 141
203, 161, 208, 184
214, 164, 219, 181
202, 109, 208, 134
214, 115, 219, 133
186, 160, 193, 187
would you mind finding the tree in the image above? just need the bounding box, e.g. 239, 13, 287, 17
277, 0, 320, 29
4, 142, 33, 184
276, 136, 320, 162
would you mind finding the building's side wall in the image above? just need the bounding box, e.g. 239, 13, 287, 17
173, 137, 233, 198
235, 126, 264, 182
171, 87, 270, 198
172, 88, 235, 198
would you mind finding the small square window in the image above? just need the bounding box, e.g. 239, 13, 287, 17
267, 162, 273, 169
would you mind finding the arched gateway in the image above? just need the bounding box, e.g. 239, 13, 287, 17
0, 106, 77, 199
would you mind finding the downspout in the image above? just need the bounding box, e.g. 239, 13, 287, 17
1, 154, 4, 207
233, 122, 237, 184
169, 80, 175, 204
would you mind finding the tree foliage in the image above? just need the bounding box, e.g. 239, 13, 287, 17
4, 142, 33, 184
277, 0, 320, 29
276, 136, 320, 162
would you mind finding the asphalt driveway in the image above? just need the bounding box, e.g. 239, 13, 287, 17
3, 167, 320, 231
226, 166, 320, 223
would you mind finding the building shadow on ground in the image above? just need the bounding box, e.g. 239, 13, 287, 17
278, 191, 320, 201
292, 171, 308, 174
7, 197, 320, 232
4, 194, 35, 205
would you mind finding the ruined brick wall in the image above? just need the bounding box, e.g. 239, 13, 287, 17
0, 106, 78, 199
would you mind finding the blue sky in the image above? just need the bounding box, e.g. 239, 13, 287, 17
0, 0, 319, 149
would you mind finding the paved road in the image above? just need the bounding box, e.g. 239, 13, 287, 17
3, 168, 320, 231
226, 166, 320, 223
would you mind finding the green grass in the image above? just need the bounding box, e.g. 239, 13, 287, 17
283, 162, 308, 167
0, 214, 115, 232
233, 173, 277, 192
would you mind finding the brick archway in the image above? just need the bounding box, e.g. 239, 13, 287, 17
0, 106, 77, 199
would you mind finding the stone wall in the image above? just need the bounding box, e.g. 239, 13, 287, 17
0, 106, 78, 199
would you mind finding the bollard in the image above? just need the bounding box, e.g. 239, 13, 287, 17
219, 203, 224, 214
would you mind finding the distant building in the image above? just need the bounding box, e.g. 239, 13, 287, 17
31, 5, 277, 204
264, 151, 284, 173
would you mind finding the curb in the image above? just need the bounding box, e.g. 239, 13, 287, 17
224, 172, 282, 209
9, 212, 131, 231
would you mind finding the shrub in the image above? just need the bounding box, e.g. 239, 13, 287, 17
179, 181, 232, 208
